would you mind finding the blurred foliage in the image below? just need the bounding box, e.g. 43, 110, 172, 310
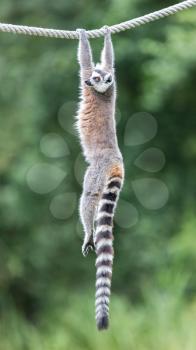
1, 292, 196, 350
0, 0, 196, 348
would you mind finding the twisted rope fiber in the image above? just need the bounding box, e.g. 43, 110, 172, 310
0, 0, 196, 39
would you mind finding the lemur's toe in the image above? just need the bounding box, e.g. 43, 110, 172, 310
82, 242, 95, 257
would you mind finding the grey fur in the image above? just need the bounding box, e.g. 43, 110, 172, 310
76, 28, 124, 330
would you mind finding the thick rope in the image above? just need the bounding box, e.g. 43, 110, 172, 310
0, 0, 195, 39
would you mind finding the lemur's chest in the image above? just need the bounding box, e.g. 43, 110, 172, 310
79, 91, 111, 142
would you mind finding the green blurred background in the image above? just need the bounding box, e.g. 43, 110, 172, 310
0, 1, 196, 349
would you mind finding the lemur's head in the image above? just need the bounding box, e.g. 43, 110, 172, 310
85, 65, 113, 93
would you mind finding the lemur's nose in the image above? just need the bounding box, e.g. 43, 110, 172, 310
85, 79, 93, 86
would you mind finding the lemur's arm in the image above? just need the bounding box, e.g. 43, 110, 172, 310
101, 27, 114, 70
77, 29, 93, 80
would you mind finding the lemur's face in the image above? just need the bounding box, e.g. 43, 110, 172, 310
85, 68, 113, 93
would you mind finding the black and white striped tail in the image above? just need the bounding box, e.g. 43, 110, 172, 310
94, 174, 123, 330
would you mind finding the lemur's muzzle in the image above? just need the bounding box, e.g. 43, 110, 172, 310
85, 79, 93, 86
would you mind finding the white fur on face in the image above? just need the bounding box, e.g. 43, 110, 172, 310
89, 69, 113, 93
93, 83, 110, 93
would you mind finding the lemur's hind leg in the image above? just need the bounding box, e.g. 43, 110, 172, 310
80, 165, 103, 256
80, 191, 99, 256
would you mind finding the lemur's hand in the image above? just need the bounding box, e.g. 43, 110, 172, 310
76, 28, 88, 40
103, 25, 111, 37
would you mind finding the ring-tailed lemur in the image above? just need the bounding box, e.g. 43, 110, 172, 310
76, 27, 124, 330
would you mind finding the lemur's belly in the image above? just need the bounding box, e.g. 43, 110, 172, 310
78, 113, 116, 156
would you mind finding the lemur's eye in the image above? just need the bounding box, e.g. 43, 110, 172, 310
93, 76, 100, 82
106, 76, 112, 83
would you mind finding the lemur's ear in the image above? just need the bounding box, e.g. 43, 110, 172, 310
101, 26, 114, 70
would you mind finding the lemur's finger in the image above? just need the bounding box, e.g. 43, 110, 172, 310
76, 28, 87, 39
76, 28, 85, 34
102, 25, 111, 36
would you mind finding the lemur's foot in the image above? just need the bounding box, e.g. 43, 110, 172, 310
82, 240, 95, 257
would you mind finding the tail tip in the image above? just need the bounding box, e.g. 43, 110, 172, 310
96, 315, 109, 331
